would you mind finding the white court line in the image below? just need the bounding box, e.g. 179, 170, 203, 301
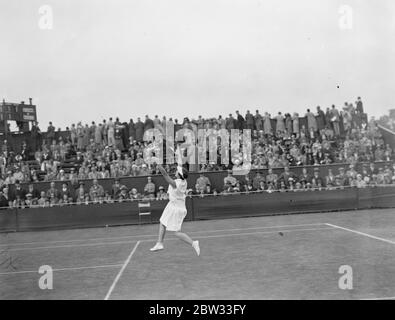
0, 223, 326, 248
7, 227, 332, 251
138, 227, 333, 243
360, 296, 395, 300
104, 241, 140, 300
0, 263, 123, 276
325, 223, 395, 245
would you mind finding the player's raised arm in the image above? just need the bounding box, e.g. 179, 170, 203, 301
158, 164, 177, 189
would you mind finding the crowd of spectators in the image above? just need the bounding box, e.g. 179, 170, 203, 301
0, 96, 395, 208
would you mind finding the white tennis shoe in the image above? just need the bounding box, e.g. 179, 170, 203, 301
192, 240, 200, 256
150, 242, 164, 251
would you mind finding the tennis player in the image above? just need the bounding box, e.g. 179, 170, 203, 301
150, 161, 200, 256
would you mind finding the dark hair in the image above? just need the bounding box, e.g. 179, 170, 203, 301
179, 167, 188, 180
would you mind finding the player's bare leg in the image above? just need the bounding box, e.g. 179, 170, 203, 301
150, 223, 166, 251
175, 231, 200, 256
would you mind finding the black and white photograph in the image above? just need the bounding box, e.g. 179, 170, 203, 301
1, 0, 395, 308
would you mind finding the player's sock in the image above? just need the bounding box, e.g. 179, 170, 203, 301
192, 240, 200, 256
150, 242, 164, 251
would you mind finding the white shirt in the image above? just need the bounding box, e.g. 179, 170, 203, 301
167, 179, 187, 202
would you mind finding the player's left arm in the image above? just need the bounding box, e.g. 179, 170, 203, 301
158, 164, 177, 189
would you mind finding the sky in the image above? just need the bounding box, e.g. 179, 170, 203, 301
0, 0, 394, 129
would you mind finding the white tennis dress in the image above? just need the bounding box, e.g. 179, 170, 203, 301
159, 178, 187, 232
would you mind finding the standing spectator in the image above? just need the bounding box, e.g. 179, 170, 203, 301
245, 110, 254, 130
292, 112, 300, 136
135, 117, 144, 143
128, 119, 136, 141
144, 115, 154, 132
285, 113, 292, 136
108, 118, 115, 147
316, 106, 326, 132
95, 123, 103, 146
305, 109, 318, 138
77, 122, 84, 150
356, 97, 364, 114
102, 119, 108, 145
235, 111, 245, 130
254, 110, 263, 131
330, 105, 340, 136
225, 114, 235, 130
31, 121, 42, 151
47, 122, 55, 145
275, 112, 285, 134
70, 123, 77, 146
263, 112, 272, 135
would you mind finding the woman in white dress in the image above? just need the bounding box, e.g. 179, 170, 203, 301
150, 163, 200, 256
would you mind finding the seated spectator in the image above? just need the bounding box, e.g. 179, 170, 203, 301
299, 167, 311, 184
265, 167, 278, 185
89, 179, 105, 200
156, 186, 168, 200
144, 176, 156, 199
47, 181, 60, 201
75, 182, 86, 204
252, 172, 265, 190
0, 186, 10, 208
59, 194, 71, 206
27, 183, 40, 201
294, 182, 304, 192
278, 166, 297, 187
117, 185, 129, 201
311, 168, 324, 188
224, 170, 237, 189
12, 180, 26, 203
336, 167, 349, 186
60, 182, 72, 199
195, 173, 211, 193
325, 169, 336, 189
24, 193, 38, 208
37, 191, 47, 207
129, 188, 142, 200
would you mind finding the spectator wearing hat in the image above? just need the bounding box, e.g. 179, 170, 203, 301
60, 182, 72, 200
117, 185, 129, 201
89, 179, 105, 200
311, 168, 324, 188
11, 180, 26, 203
224, 170, 237, 189
156, 186, 168, 200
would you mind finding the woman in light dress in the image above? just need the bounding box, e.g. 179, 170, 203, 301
150, 148, 200, 256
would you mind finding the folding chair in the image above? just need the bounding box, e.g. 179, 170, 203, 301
138, 201, 152, 225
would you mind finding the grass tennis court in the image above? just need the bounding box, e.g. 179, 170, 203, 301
1, 208, 395, 300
